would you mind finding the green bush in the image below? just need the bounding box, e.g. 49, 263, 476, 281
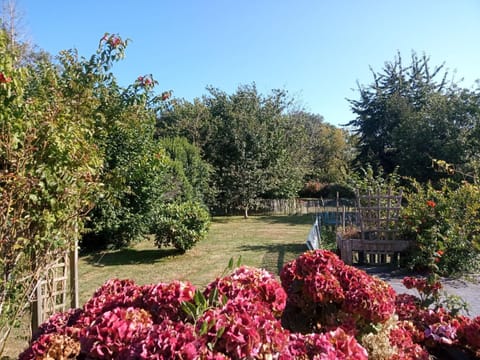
153, 201, 210, 252
399, 180, 480, 275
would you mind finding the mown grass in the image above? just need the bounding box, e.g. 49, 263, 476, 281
78, 214, 314, 303
4, 214, 315, 358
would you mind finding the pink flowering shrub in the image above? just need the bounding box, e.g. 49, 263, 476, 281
20, 264, 367, 359
394, 274, 479, 358
196, 300, 288, 358
281, 328, 368, 359
457, 316, 480, 357
20, 249, 480, 359
280, 249, 396, 333
141, 280, 196, 323
204, 266, 287, 317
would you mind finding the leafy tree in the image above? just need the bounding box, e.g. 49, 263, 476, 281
159, 136, 214, 206
80, 55, 177, 250
203, 84, 306, 217
292, 111, 353, 184
348, 52, 480, 183
0, 29, 106, 352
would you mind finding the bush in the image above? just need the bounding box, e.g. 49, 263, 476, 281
19, 250, 480, 359
153, 201, 210, 252
20, 264, 367, 360
399, 180, 480, 275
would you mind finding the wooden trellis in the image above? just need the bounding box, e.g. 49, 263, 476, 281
30, 243, 78, 332
337, 188, 412, 265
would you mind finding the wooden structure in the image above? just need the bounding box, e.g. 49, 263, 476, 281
31, 242, 79, 332
336, 188, 412, 265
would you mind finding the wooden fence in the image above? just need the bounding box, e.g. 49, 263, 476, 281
253, 197, 355, 216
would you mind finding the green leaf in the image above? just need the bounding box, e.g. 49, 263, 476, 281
199, 319, 209, 336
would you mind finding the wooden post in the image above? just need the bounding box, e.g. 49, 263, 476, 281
31, 282, 41, 334
69, 225, 79, 309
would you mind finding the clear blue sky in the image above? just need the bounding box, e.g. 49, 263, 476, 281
15, 0, 480, 126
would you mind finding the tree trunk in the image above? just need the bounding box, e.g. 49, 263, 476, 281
244, 207, 249, 219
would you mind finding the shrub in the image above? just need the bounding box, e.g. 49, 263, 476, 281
399, 179, 480, 275
280, 250, 397, 334
153, 201, 210, 252
20, 250, 480, 359
20, 263, 366, 359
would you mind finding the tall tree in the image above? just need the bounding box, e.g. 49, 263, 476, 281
203, 84, 306, 217
348, 52, 480, 182
292, 111, 353, 184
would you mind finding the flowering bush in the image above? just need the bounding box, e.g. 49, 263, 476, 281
20, 262, 368, 359
400, 179, 480, 275
204, 266, 287, 317
20, 250, 480, 358
280, 249, 396, 333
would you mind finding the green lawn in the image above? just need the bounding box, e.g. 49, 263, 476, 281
78, 214, 314, 304
4, 215, 315, 358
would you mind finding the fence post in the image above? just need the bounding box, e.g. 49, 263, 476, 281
31, 283, 41, 334
69, 226, 79, 309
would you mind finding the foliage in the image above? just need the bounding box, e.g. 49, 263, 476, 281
158, 96, 355, 211
280, 250, 397, 333
158, 84, 311, 217
399, 179, 480, 275
158, 136, 215, 205
156, 98, 215, 150
153, 201, 210, 252
0, 28, 105, 353
292, 111, 353, 184
19, 264, 367, 359
348, 51, 480, 183
21, 249, 480, 359
203, 84, 308, 217
80, 38, 186, 251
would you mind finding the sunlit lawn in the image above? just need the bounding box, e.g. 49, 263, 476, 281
78, 214, 313, 304
5, 214, 314, 358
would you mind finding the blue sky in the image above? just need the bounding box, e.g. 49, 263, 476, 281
15, 0, 480, 126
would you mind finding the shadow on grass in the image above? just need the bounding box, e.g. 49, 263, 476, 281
83, 248, 183, 266
238, 243, 307, 275
211, 214, 315, 226
256, 215, 316, 226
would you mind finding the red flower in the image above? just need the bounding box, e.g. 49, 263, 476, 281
426, 200, 436, 208
0, 72, 12, 83
161, 91, 171, 101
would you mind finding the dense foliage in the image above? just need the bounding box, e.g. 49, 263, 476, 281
399, 180, 480, 275
0, 29, 212, 352
0, 28, 105, 352
348, 52, 480, 183
158, 85, 353, 215
153, 201, 210, 252
19, 250, 480, 359
158, 136, 214, 205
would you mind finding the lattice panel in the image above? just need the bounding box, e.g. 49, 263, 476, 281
32, 254, 69, 327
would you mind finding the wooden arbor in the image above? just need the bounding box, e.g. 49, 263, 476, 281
336, 188, 412, 265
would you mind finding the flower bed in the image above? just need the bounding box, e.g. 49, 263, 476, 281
20, 250, 480, 359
